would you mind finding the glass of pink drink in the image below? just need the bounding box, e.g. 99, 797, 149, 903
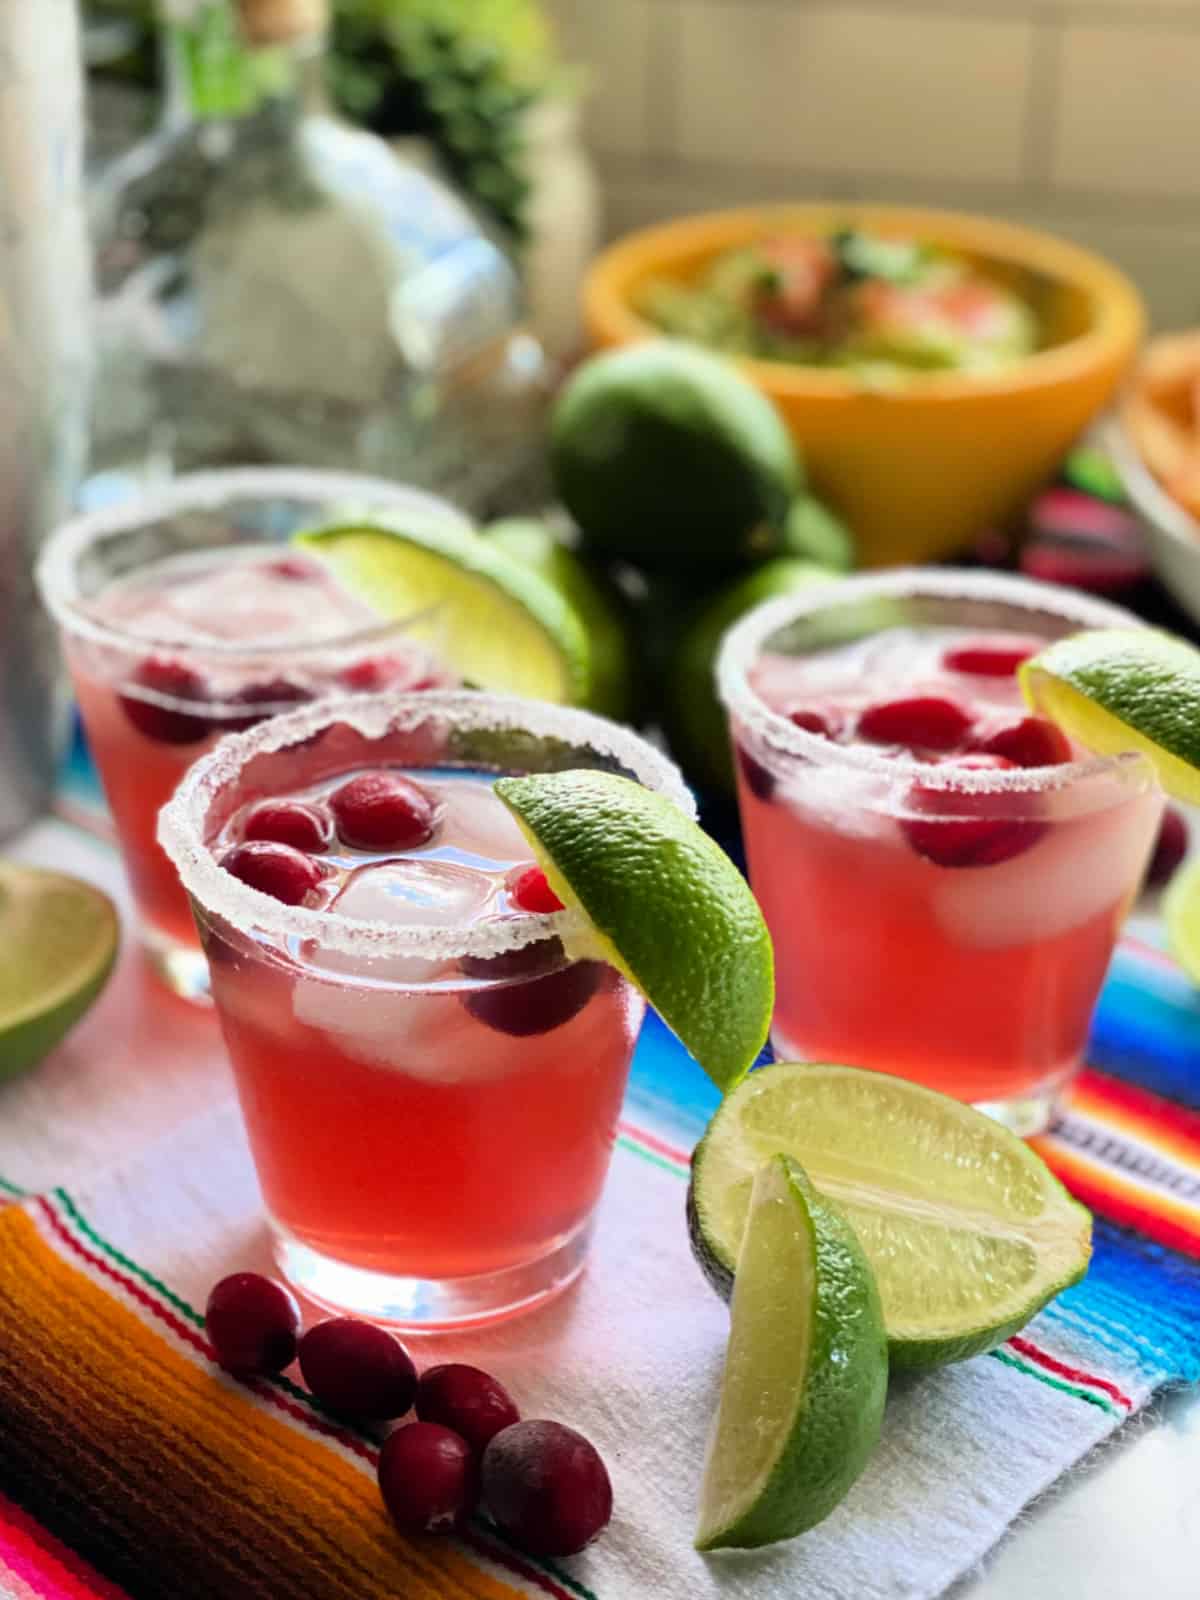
159, 691, 691, 1327
37, 469, 460, 1001
718, 570, 1164, 1135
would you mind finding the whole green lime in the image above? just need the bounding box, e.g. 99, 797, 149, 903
664, 558, 839, 794
550, 341, 800, 572
483, 518, 637, 722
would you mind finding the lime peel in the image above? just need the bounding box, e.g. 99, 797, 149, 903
0, 863, 118, 1080
495, 770, 772, 1092
1020, 627, 1200, 805
695, 1153, 887, 1551
295, 518, 590, 705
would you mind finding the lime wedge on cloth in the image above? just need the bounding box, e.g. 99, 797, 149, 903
1165, 853, 1200, 982
1020, 628, 1200, 804
689, 1062, 1091, 1369
295, 519, 589, 704
695, 1153, 887, 1550
494, 770, 772, 1091
0, 862, 118, 1080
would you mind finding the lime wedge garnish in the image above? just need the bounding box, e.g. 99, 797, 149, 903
295, 519, 590, 704
1019, 628, 1200, 804
689, 1062, 1092, 1369
494, 770, 772, 1092
483, 517, 636, 721
695, 1153, 887, 1551
0, 862, 118, 1080
1165, 854, 1200, 982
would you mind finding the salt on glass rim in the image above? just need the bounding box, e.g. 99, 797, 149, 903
716, 566, 1154, 794
35, 465, 472, 659
158, 689, 697, 961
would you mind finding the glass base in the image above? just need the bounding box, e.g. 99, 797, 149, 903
769, 1027, 1070, 1138
272, 1215, 594, 1331
974, 1079, 1070, 1138
140, 918, 212, 1005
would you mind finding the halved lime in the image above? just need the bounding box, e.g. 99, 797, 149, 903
494, 770, 772, 1091
1020, 628, 1200, 804
0, 863, 118, 1080
695, 1153, 887, 1551
1165, 853, 1200, 982
295, 519, 590, 704
690, 1062, 1092, 1369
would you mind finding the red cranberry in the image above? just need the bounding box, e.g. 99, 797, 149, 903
858, 695, 973, 753
787, 707, 840, 738
463, 941, 602, 1037
205, 1272, 300, 1375
220, 677, 314, 732
378, 1423, 479, 1535
268, 556, 314, 580
1146, 806, 1190, 889
735, 745, 776, 801
942, 640, 1038, 677
297, 1318, 417, 1420
329, 772, 438, 851
338, 655, 407, 693
509, 866, 564, 914
902, 754, 1044, 869
119, 656, 214, 745
481, 1420, 613, 1558
975, 716, 1072, 768
220, 841, 326, 905
241, 799, 334, 853
416, 1365, 520, 1455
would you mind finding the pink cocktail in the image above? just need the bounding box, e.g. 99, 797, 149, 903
37, 469, 459, 999
159, 691, 692, 1326
718, 570, 1164, 1133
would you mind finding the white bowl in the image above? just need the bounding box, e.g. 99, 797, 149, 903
1107, 418, 1200, 625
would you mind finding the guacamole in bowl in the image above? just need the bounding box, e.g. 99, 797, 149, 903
637, 229, 1038, 380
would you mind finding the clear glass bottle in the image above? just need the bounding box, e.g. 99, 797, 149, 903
88, 0, 549, 515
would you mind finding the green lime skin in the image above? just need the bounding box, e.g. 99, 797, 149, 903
664, 558, 839, 794
781, 495, 857, 571
482, 518, 637, 722
495, 769, 772, 1092
695, 1154, 887, 1551
550, 341, 800, 573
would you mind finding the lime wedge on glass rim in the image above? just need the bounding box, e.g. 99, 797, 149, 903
494, 770, 772, 1092
695, 1153, 887, 1551
689, 1063, 1092, 1370
1019, 627, 1200, 804
0, 862, 118, 1080
294, 518, 590, 704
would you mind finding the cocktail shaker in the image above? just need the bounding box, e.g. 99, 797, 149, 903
0, 0, 90, 839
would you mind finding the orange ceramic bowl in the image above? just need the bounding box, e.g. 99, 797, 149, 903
583, 204, 1145, 568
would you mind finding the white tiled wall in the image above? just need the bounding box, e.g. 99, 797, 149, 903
548, 0, 1200, 328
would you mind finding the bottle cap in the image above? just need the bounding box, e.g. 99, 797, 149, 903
236, 0, 327, 45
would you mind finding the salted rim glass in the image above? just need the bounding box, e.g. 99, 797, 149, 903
35, 467, 472, 677
158, 688, 696, 963
158, 690, 694, 1326
717, 567, 1156, 801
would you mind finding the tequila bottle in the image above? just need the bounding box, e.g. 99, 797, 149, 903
88, 0, 547, 513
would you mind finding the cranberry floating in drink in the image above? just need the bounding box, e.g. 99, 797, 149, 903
36, 470, 460, 1001
159, 691, 692, 1326
718, 571, 1164, 1134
